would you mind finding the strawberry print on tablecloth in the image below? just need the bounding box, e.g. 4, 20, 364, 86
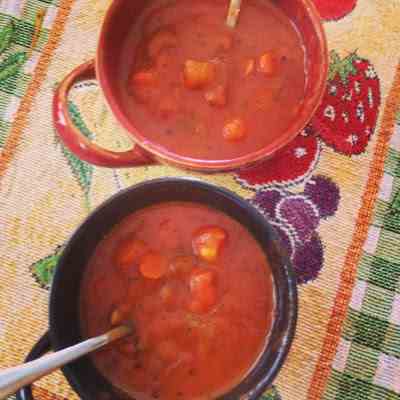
235, 49, 380, 285
235, 128, 320, 190
312, 51, 381, 155
312, 0, 357, 21
235, 50, 381, 190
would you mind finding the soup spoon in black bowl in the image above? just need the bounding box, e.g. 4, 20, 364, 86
0, 325, 131, 399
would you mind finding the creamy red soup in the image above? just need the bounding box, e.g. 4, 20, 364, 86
119, 0, 306, 161
80, 202, 275, 400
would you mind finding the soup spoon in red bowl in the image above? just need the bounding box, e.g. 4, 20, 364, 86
226, 0, 242, 28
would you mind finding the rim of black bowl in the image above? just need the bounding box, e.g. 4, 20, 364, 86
49, 177, 298, 400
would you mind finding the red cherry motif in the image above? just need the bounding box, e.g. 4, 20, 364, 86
311, 51, 381, 155
235, 130, 320, 190
312, 0, 357, 21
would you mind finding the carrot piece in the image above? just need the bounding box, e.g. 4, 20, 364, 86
204, 85, 227, 107
244, 59, 255, 76
183, 60, 216, 90
114, 236, 148, 270
131, 70, 158, 87
148, 30, 177, 58
258, 52, 277, 76
192, 226, 228, 262
222, 118, 246, 142
139, 251, 168, 279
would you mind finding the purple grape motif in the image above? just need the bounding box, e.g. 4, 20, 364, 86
292, 233, 324, 283
271, 221, 295, 258
251, 175, 340, 284
304, 175, 340, 219
252, 188, 284, 219
276, 196, 319, 243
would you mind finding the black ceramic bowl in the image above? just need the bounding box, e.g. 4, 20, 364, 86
17, 178, 297, 400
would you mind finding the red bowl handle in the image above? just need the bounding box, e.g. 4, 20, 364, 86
53, 60, 155, 168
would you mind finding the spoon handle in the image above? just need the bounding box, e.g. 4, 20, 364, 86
226, 0, 242, 28
0, 326, 129, 399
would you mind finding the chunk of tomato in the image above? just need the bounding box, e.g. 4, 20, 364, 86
188, 269, 217, 314
192, 226, 228, 262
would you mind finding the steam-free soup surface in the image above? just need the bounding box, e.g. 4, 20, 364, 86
81, 202, 275, 399
120, 0, 306, 160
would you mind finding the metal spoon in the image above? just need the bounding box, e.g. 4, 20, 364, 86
0, 325, 131, 399
226, 0, 242, 28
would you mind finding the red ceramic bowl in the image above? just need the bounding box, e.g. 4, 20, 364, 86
53, 0, 327, 172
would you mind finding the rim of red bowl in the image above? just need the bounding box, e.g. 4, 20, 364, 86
96, 0, 328, 172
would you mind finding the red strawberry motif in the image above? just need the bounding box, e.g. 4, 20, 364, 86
312, 51, 381, 155
312, 0, 357, 21
235, 130, 320, 190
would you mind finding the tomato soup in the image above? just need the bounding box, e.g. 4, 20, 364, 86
80, 202, 275, 399
120, 0, 306, 161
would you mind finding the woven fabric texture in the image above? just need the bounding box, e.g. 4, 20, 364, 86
1, 0, 400, 399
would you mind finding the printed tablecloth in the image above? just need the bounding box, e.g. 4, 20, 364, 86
1, 0, 400, 399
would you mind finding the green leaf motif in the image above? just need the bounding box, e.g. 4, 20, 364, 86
30, 246, 63, 289
68, 101, 94, 140
61, 101, 94, 206
328, 50, 358, 84
0, 51, 27, 83
262, 386, 282, 400
0, 20, 15, 55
